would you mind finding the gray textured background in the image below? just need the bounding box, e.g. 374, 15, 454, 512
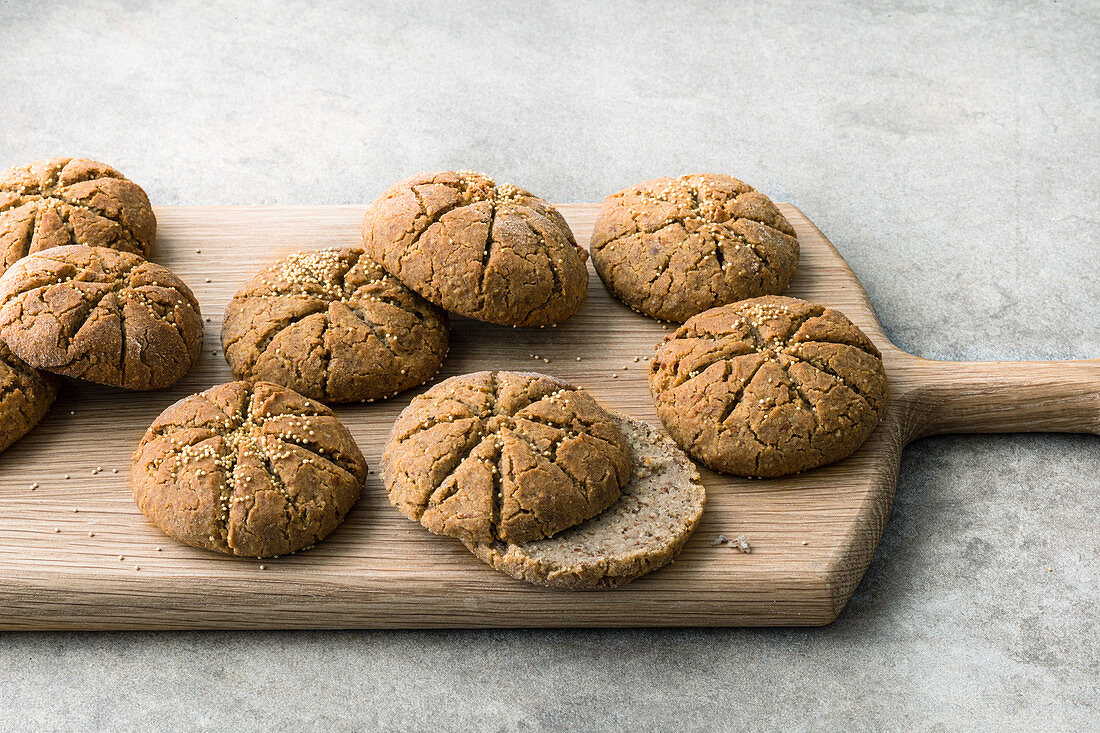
1, 0, 1097, 730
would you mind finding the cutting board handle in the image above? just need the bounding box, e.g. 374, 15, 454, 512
900, 356, 1100, 440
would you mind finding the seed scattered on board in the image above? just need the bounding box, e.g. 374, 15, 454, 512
712, 534, 751, 553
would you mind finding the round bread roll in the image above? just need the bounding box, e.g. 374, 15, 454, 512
591, 174, 799, 322
0, 157, 155, 277
0, 340, 57, 454
361, 171, 588, 327
382, 370, 632, 546
132, 380, 368, 557
650, 295, 887, 477
0, 245, 202, 390
223, 247, 449, 403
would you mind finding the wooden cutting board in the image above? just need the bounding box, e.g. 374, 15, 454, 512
0, 204, 1096, 630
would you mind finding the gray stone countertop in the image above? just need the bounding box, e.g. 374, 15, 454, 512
1, 1, 1096, 730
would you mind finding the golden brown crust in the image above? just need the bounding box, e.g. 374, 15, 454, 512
0, 244, 202, 391
222, 247, 449, 403
465, 412, 706, 589
0, 157, 155, 278
361, 171, 588, 327
0, 245, 203, 390
649, 296, 887, 477
0, 340, 57, 454
591, 174, 799, 322
131, 380, 368, 557
382, 371, 632, 545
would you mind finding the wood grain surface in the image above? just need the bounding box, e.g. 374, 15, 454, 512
0, 204, 1096, 630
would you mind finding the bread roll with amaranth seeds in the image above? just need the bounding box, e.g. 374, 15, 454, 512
361, 171, 588, 327
382, 371, 632, 545
0, 244, 201, 390
650, 295, 887, 477
222, 247, 448, 404
591, 174, 798, 322
132, 381, 367, 557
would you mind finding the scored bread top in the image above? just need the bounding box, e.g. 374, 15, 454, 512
132, 380, 368, 558
222, 247, 449, 403
0, 244, 202, 390
382, 370, 632, 545
650, 295, 887, 477
361, 171, 588, 327
591, 174, 798, 322
0, 157, 155, 277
